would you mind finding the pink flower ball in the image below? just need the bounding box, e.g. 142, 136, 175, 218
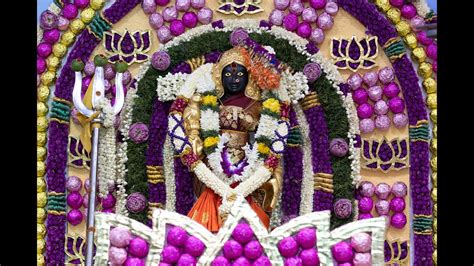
253, 256, 271, 266
101, 193, 116, 209
388, 97, 405, 113
367, 85, 383, 101
197, 7, 213, 24
177, 253, 196, 266
167, 227, 189, 247
359, 118, 375, 134
338, 263, 352, 266
390, 213, 407, 228
243, 240, 263, 260
149, 13, 164, 29
58, 16, 70, 30
285, 257, 303, 266
66, 176, 82, 192
300, 248, 320, 265
84, 178, 91, 192
283, 13, 299, 32
223, 240, 243, 260
82, 193, 89, 208
393, 113, 408, 128
400, 4, 417, 19
391, 181, 408, 197
316, 12, 333, 30
310, 0, 326, 10
297, 22, 312, 38
269, 9, 285, 25
170, 20, 186, 36
389, 0, 403, 7
110, 227, 132, 247
390, 197, 406, 212
358, 197, 373, 213
232, 257, 251, 266
124, 257, 145, 266
378, 67, 394, 84
109, 246, 128, 264
142, 0, 157, 14
426, 43, 437, 60
352, 88, 368, 105
331, 241, 354, 263
162, 245, 181, 264
74, 0, 90, 9
350, 233, 372, 253
67, 191, 83, 209
129, 237, 149, 258
325, 1, 339, 15
274, 0, 290, 10
347, 73, 363, 90
163, 6, 178, 22
157, 25, 173, 43
357, 103, 374, 119
383, 82, 400, 98
359, 181, 375, 197
302, 7, 317, 22
67, 209, 83, 226
43, 29, 61, 44
232, 223, 254, 244
353, 253, 372, 266
183, 12, 198, 28
375, 200, 390, 215
84, 61, 95, 76
358, 213, 373, 220
410, 16, 425, 31
191, 0, 205, 9
38, 43, 52, 58
156, 0, 171, 6
212, 256, 231, 266
289, 0, 304, 15
295, 228, 316, 249
104, 64, 116, 80
62, 4, 78, 20
37, 58, 46, 74
375, 183, 391, 200
184, 236, 205, 257
310, 28, 325, 44
417, 31, 433, 46
278, 237, 299, 258
375, 115, 390, 130
363, 71, 378, 87
176, 0, 191, 12
374, 100, 389, 115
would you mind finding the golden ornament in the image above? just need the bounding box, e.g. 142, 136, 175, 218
395, 21, 410, 36
37, 238, 46, 253
431, 156, 437, 171
37, 254, 45, 266
47, 56, 61, 71
37, 161, 46, 177
81, 7, 95, 23
37, 192, 47, 208
37, 116, 48, 132
430, 138, 437, 152
41, 71, 55, 86
433, 219, 437, 232
431, 187, 437, 202
432, 249, 437, 264
61, 30, 76, 47
37, 102, 48, 116
37, 223, 46, 239
37, 177, 46, 192
52, 43, 67, 58
387, 8, 401, 24
426, 93, 437, 109
430, 109, 437, 123
433, 125, 437, 138
90, 0, 105, 10
70, 19, 86, 34
423, 77, 437, 93
38, 85, 50, 102
38, 132, 47, 146
433, 233, 437, 248
412, 47, 427, 62
375, 0, 390, 11
418, 62, 433, 78
404, 33, 418, 49
431, 172, 437, 185
433, 203, 437, 216
37, 208, 46, 223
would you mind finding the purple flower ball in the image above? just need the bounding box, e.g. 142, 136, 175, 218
358, 213, 373, 220
285, 257, 303, 266
390, 197, 406, 212
212, 256, 231, 266
350, 232, 372, 253
297, 22, 312, 38
62, 4, 78, 20
177, 253, 196, 266
391, 181, 408, 197
269, 9, 285, 25
176, 0, 191, 12
375, 183, 391, 200
383, 82, 401, 98
310, 28, 324, 44
352, 88, 369, 105
232, 223, 254, 244
283, 13, 299, 32
357, 103, 374, 119
367, 85, 383, 101
152, 50, 171, 71
410, 15, 425, 31
232, 257, 251, 266
358, 181, 374, 198
162, 245, 181, 264
223, 240, 243, 260
278, 236, 299, 258
197, 7, 213, 24
191, 0, 205, 9
149, 13, 164, 29
329, 138, 349, 157
84, 61, 95, 76
67, 209, 83, 226
40, 10, 59, 30
388, 97, 405, 114
37, 43, 52, 58
375, 199, 390, 215
362, 71, 378, 87
157, 25, 173, 43
358, 197, 373, 213
109, 246, 128, 264
389, 0, 404, 7
303, 63, 322, 82
124, 257, 145, 266
122, 70, 132, 85
253, 256, 271, 266
417, 31, 433, 45
185, 236, 205, 257
353, 252, 372, 266
400, 4, 417, 19
101, 193, 116, 209
230, 28, 250, 47
74, 0, 90, 8
295, 228, 316, 249
375, 115, 390, 130
316, 12, 333, 30
104, 64, 116, 80
67, 191, 83, 209
167, 226, 189, 247
347, 73, 363, 90
391, 213, 407, 228
302, 7, 317, 22
66, 176, 82, 192
374, 100, 389, 115
43, 29, 61, 44
300, 248, 320, 265
378, 67, 394, 84
359, 118, 375, 134
289, 0, 304, 15
274, 0, 290, 10
334, 199, 352, 219
129, 122, 150, 143
393, 113, 408, 128
309, 0, 326, 9
156, 0, 171, 6
37, 58, 46, 74
142, 0, 157, 14
126, 192, 147, 213
170, 20, 186, 36
129, 237, 149, 258
243, 240, 263, 260
110, 227, 132, 247
325, 1, 339, 15
163, 6, 178, 22
183, 12, 198, 28
331, 241, 354, 263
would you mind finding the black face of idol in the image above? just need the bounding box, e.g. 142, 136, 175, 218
221, 62, 249, 95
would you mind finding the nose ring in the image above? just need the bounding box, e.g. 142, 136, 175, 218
235, 78, 240, 83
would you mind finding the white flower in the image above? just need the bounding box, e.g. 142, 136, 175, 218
157, 72, 188, 102
255, 114, 279, 139
200, 109, 220, 132
179, 63, 215, 98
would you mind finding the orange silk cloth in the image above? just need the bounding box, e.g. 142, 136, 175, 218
187, 186, 270, 233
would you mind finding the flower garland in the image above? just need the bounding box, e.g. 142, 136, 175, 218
163, 135, 176, 212
156, 72, 188, 102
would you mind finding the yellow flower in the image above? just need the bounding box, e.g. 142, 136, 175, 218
262, 98, 281, 114
202, 95, 218, 106
257, 142, 270, 154
204, 136, 219, 148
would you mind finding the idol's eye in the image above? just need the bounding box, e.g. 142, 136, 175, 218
237, 72, 244, 76
224, 72, 231, 77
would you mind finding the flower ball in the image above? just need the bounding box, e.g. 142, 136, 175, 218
129, 237, 149, 258
391, 181, 408, 197
378, 67, 394, 84
310, 0, 326, 10
383, 82, 400, 98
329, 138, 349, 157
350, 232, 372, 253
299, 248, 320, 265
243, 240, 263, 260
269, 9, 285, 25
283, 13, 299, 32
358, 197, 373, 213
359, 118, 375, 134
222, 240, 243, 260
67, 209, 83, 226
375, 115, 390, 131
124, 257, 145, 266
363, 71, 378, 86
391, 213, 407, 228
212, 256, 230, 266
334, 198, 352, 219
110, 227, 132, 247
331, 241, 354, 263
67, 191, 83, 209
375, 183, 391, 199
352, 88, 368, 105
393, 113, 408, 128
285, 257, 303, 266
197, 7, 213, 24
253, 256, 271, 266
232, 257, 251, 266
157, 25, 172, 43
317, 12, 333, 30
303, 63, 322, 82
289, 0, 304, 15
297, 22, 312, 38
126, 192, 147, 213
167, 226, 189, 247
109, 246, 127, 264
353, 252, 372, 266
184, 236, 205, 257
310, 28, 325, 44
151, 51, 171, 71
232, 223, 254, 244
375, 200, 390, 215
359, 181, 375, 197
161, 245, 181, 264
274, 0, 290, 10
278, 236, 299, 258
390, 197, 406, 212
367, 85, 383, 101
66, 176, 82, 192
182, 12, 198, 28
149, 13, 164, 29
302, 7, 317, 23
388, 97, 405, 114
230, 28, 250, 47
101, 193, 116, 209
374, 100, 389, 115
170, 20, 185, 36
358, 213, 373, 220
177, 253, 196, 266
357, 103, 374, 119
296, 228, 317, 249
347, 73, 363, 90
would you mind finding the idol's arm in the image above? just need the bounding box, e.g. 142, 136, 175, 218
182, 93, 203, 157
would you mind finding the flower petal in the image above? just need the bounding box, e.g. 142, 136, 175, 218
113, 32, 121, 51
133, 31, 142, 50
332, 39, 341, 58
104, 32, 114, 52
120, 31, 134, 55
141, 31, 150, 50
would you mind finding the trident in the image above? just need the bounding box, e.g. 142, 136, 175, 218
71, 55, 127, 266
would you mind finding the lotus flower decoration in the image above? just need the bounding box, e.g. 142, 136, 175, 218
331, 36, 378, 71
103, 30, 151, 65
361, 137, 409, 172
68, 136, 90, 169
384, 240, 409, 265
217, 0, 264, 16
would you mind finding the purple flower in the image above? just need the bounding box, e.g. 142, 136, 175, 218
259, 20, 272, 29
40, 10, 59, 30
211, 19, 224, 29
305, 42, 319, 55
104, 30, 151, 64
204, 51, 222, 63
331, 36, 377, 71
230, 28, 249, 47
171, 61, 192, 74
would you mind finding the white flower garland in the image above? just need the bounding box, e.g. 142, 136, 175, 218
279, 70, 309, 104
412, 0, 431, 18
163, 135, 176, 212
156, 72, 188, 102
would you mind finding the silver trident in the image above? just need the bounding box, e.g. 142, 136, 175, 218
71, 55, 126, 266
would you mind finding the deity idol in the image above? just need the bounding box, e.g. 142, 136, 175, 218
180, 47, 284, 232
